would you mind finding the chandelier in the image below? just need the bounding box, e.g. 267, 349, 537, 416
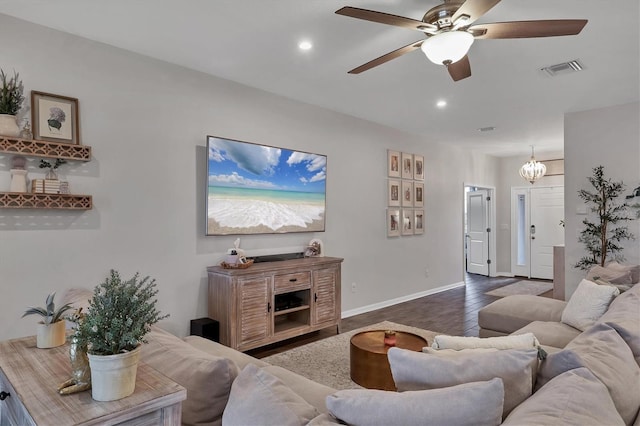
519, 146, 546, 184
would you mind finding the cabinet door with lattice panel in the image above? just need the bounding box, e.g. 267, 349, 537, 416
237, 276, 272, 349
312, 266, 340, 326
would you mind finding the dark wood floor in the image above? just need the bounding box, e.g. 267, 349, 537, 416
249, 274, 552, 358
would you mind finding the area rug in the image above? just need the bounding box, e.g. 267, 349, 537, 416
485, 280, 553, 297
262, 321, 439, 390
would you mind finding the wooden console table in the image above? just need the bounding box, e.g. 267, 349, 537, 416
0, 336, 186, 425
207, 256, 343, 351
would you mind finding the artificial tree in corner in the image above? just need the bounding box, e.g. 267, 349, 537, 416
575, 165, 640, 270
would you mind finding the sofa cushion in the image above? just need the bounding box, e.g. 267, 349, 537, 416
537, 322, 640, 425
222, 364, 319, 426
606, 262, 640, 284
388, 347, 537, 417
478, 295, 566, 335
326, 379, 504, 426
142, 327, 239, 426
503, 367, 624, 426
306, 414, 342, 425
512, 321, 580, 349
587, 264, 634, 284
561, 279, 619, 331
261, 365, 336, 414
596, 284, 640, 364
183, 335, 269, 369
430, 332, 540, 350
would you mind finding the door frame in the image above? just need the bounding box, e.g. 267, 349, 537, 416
510, 185, 564, 278
463, 183, 497, 278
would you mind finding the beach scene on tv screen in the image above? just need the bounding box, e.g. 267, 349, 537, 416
207, 136, 326, 235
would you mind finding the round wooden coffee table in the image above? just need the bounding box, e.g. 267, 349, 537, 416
350, 330, 427, 391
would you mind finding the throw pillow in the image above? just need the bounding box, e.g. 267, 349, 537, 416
596, 286, 640, 363
388, 347, 538, 417
606, 261, 640, 283
326, 378, 504, 426
586, 265, 633, 284
141, 327, 239, 426
503, 368, 624, 426
537, 322, 640, 425
561, 279, 619, 331
430, 332, 540, 350
222, 364, 320, 426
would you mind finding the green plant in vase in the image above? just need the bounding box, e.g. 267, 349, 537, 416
76, 270, 168, 401
39, 158, 67, 180
0, 68, 24, 136
22, 292, 73, 348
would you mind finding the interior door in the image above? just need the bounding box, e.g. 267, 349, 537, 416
466, 189, 489, 276
530, 187, 565, 279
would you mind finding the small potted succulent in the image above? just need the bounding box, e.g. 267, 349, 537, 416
22, 292, 73, 348
75, 270, 168, 401
0, 68, 25, 136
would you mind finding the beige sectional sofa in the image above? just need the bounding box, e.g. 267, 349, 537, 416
478, 281, 640, 425
62, 280, 640, 425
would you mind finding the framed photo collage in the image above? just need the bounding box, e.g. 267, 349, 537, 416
387, 150, 424, 237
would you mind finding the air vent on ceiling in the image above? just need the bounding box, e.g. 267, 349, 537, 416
541, 59, 585, 77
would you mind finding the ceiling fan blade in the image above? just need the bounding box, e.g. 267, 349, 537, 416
348, 40, 424, 74
470, 20, 588, 39
335, 6, 435, 32
447, 55, 472, 81
452, 0, 502, 27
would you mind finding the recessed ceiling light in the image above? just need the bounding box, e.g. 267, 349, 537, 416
436, 100, 447, 108
298, 40, 313, 51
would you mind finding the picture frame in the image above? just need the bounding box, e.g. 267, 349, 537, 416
388, 150, 401, 178
402, 209, 414, 235
414, 209, 424, 235
31, 91, 80, 145
401, 152, 413, 179
414, 182, 424, 208
388, 179, 400, 207
401, 180, 413, 207
387, 209, 400, 237
414, 154, 424, 180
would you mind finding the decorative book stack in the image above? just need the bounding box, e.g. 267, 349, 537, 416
31, 179, 67, 194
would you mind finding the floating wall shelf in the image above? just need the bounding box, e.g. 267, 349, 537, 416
0, 136, 91, 161
0, 192, 92, 210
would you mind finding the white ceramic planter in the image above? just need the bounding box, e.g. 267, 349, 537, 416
36, 320, 66, 348
88, 346, 141, 401
0, 114, 20, 137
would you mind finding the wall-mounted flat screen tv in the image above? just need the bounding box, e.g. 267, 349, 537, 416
206, 135, 327, 236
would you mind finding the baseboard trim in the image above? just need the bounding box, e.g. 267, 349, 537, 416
496, 272, 515, 277
341, 281, 465, 319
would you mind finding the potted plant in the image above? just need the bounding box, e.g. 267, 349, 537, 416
0, 68, 25, 137
76, 270, 168, 401
575, 165, 640, 270
22, 292, 73, 348
39, 158, 67, 180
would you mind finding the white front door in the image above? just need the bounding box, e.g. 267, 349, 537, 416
511, 186, 565, 279
466, 189, 489, 276
530, 187, 565, 279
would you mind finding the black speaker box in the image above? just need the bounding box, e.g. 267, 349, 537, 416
190, 318, 220, 342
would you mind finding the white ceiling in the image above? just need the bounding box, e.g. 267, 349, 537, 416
1, 0, 638, 157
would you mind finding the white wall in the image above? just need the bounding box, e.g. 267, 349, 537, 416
495, 152, 564, 273
564, 102, 640, 298
0, 14, 499, 340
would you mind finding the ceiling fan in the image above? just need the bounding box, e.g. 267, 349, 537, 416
336, 0, 587, 81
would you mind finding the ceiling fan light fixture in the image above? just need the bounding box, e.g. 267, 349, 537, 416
519, 146, 547, 184
420, 31, 474, 65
